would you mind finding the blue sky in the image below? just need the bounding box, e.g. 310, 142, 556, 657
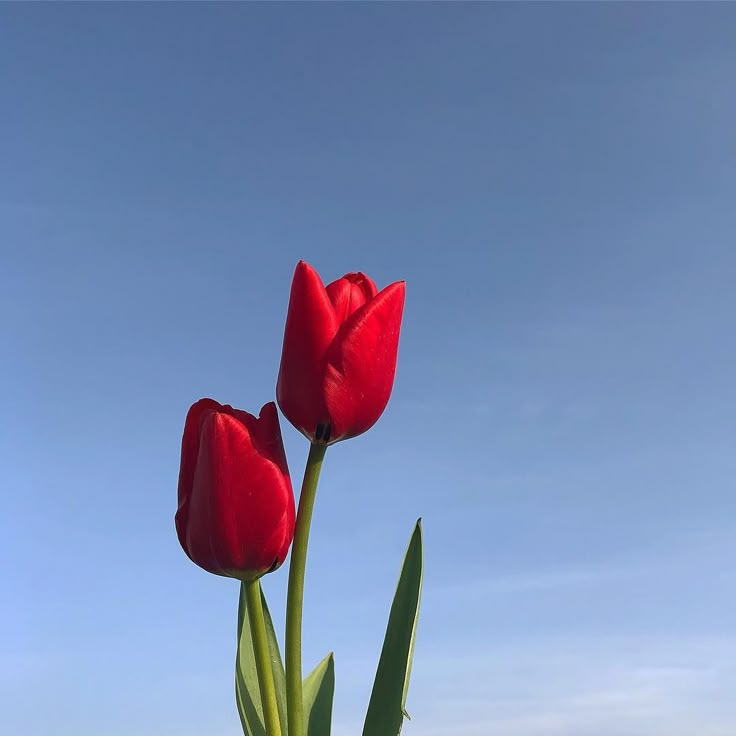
2, 4, 736, 736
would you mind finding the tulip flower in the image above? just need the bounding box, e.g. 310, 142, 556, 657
175, 398, 295, 581
277, 261, 405, 444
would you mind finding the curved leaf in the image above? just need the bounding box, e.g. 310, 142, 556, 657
362, 519, 423, 736
235, 582, 288, 736
303, 653, 335, 736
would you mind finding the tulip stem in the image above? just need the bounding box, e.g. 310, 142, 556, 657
285, 442, 327, 736
244, 578, 282, 736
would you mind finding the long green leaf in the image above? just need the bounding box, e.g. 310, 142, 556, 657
362, 519, 423, 736
236, 582, 288, 736
303, 653, 335, 736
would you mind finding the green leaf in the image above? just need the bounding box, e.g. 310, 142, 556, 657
303, 653, 335, 736
236, 582, 288, 736
362, 519, 423, 736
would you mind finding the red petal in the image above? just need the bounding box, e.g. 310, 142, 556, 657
326, 272, 378, 323
250, 402, 290, 479
175, 398, 222, 557
187, 411, 294, 578
277, 261, 338, 438
323, 281, 405, 441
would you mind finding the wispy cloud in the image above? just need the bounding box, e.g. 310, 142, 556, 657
427, 564, 643, 598
394, 637, 736, 736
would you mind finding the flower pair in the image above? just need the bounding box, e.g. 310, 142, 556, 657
176, 261, 405, 580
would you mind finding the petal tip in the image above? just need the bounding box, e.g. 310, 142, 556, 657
258, 401, 278, 421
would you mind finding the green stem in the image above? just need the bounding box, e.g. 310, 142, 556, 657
244, 578, 282, 736
285, 442, 328, 736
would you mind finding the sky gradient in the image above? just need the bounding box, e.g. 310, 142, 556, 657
3, 4, 736, 736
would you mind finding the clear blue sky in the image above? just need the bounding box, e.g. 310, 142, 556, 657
2, 4, 735, 736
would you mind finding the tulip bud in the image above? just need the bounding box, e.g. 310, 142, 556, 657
175, 399, 295, 581
277, 261, 405, 444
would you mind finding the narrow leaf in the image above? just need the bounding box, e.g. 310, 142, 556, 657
303, 653, 335, 736
236, 582, 288, 736
362, 519, 423, 736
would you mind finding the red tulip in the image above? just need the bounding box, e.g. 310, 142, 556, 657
175, 399, 295, 581
277, 261, 405, 444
